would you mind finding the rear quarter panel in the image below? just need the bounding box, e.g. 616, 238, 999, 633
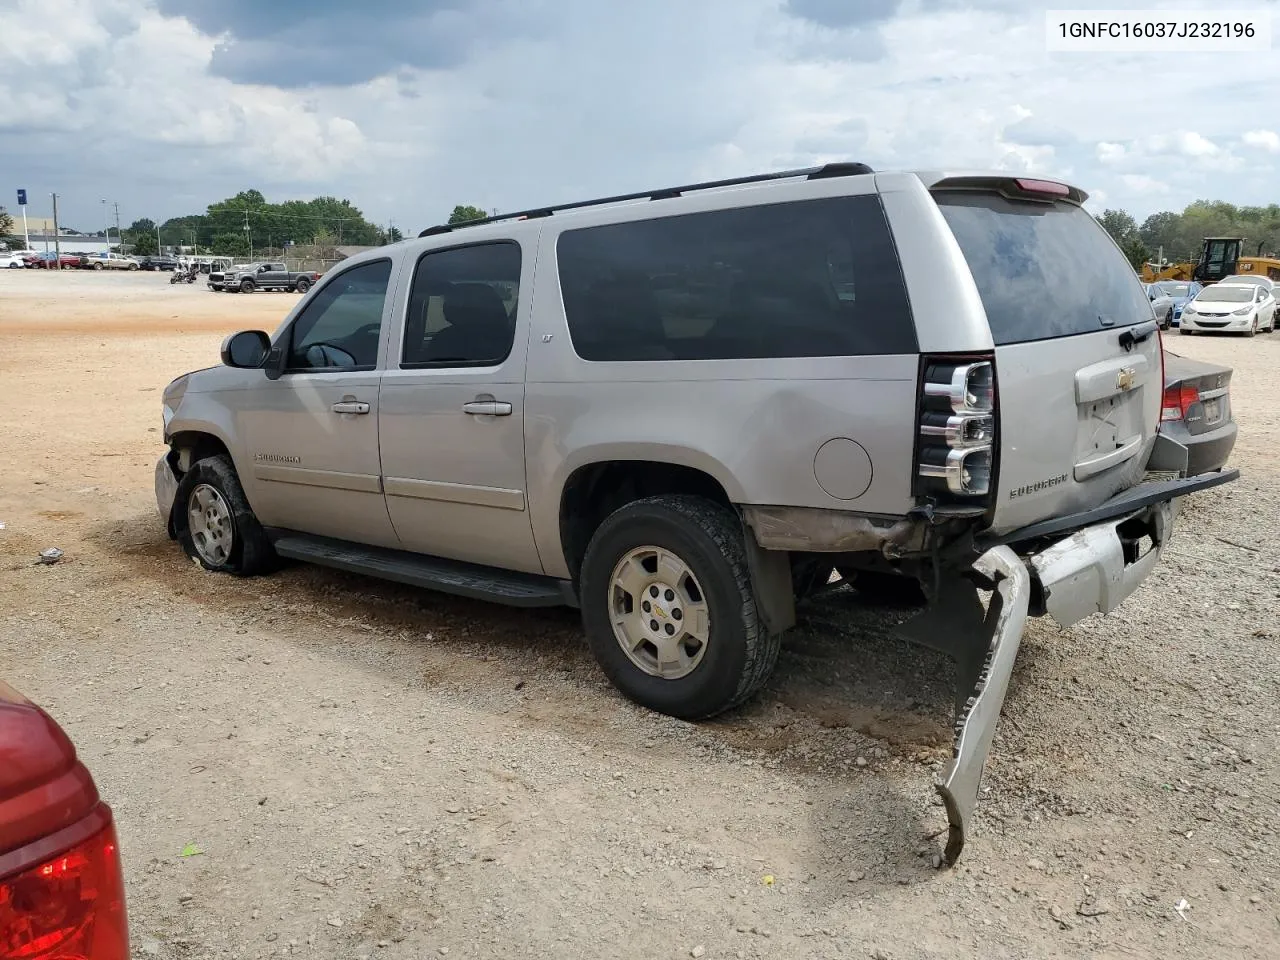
522, 176, 921, 579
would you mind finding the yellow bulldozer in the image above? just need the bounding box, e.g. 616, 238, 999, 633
1141, 237, 1280, 285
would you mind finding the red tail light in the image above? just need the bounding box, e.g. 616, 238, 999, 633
1161, 384, 1198, 422
1013, 178, 1070, 197
0, 819, 128, 960
915, 355, 998, 502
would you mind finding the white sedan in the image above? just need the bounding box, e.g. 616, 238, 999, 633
2, 252, 28, 268
1180, 281, 1277, 336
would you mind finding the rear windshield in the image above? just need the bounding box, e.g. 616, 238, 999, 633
1196, 285, 1253, 303
934, 192, 1152, 344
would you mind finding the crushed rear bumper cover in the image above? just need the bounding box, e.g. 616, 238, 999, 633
933, 545, 1028, 865
904, 468, 1239, 865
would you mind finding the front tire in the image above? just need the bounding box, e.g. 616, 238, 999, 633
239, 279, 255, 293
295, 277, 311, 293
579, 495, 781, 720
173, 455, 276, 576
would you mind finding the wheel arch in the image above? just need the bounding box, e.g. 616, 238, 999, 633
555, 456, 740, 585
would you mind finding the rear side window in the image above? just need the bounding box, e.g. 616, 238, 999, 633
935, 192, 1152, 344
402, 242, 521, 367
556, 195, 916, 361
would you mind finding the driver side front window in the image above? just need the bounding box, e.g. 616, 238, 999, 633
287, 259, 392, 370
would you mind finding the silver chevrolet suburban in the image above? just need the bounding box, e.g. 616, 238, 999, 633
155, 164, 1237, 863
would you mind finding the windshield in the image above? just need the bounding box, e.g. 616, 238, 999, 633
1155, 282, 1191, 297
935, 192, 1151, 343
1196, 286, 1253, 303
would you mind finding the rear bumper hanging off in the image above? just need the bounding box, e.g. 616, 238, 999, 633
932, 546, 1029, 864
895, 545, 1030, 865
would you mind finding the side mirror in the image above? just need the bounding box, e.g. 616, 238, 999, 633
221, 330, 271, 368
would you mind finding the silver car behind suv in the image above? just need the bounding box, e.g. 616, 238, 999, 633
155, 164, 1236, 863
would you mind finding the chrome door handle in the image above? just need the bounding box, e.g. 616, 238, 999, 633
331, 400, 370, 415
462, 400, 512, 417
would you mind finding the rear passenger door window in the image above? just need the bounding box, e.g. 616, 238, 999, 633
402, 242, 521, 367
555, 196, 916, 361
285, 259, 391, 371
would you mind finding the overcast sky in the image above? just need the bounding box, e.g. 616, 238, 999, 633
2, 0, 1278, 235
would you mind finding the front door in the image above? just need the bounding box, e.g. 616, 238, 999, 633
239, 257, 400, 548
378, 238, 543, 573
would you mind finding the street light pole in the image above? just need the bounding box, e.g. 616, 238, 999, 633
100, 199, 110, 254
51, 193, 62, 269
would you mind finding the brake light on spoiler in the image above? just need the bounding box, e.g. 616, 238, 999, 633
916, 357, 997, 501
1013, 178, 1070, 197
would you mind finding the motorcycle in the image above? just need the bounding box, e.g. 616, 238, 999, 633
169, 266, 198, 284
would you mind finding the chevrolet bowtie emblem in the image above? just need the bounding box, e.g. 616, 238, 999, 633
1116, 367, 1136, 391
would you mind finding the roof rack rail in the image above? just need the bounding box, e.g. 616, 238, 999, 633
417, 161, 874, 237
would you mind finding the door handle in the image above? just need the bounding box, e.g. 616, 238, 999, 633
331, 400, 370, 415
462, 400, 512, 417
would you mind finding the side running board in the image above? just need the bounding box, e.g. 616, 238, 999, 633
268, 532, 578, 608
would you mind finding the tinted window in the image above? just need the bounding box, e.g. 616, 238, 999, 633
402, 242, 521, 367
1197, 286, 1253, 303
935, 193, 1151, 344
287, 259, 391, 370
557, 195, 915, 361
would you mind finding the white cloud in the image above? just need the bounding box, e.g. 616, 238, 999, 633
1097, 142, 1126, 163
1242, 129, 1280, 153
2, 0, 1280, 230
1119, 174, 1168, 194
1173, 131, 1219, 158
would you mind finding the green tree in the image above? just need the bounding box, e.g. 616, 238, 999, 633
0, 205, 28, 250
1095, 209, 1148, 269
124, 218, 158, 256
1096, 209, 1139, 245
447, 204, 488, 225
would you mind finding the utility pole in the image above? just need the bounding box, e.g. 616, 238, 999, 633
243, 209, 252, 260
156, 221, 162, 256
101, 198, 110, 252
51, 193, 62, 269
112, 201, 121, 251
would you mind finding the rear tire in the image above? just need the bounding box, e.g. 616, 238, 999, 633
295, 277, 311, 293
836, 567, 927, 607
173, 455, 277, 576
579, 495, 781, 720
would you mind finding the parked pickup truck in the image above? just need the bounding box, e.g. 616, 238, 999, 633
209, 262, 319, 293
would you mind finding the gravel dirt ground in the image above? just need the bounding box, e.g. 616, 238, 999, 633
1, 269, 1277, 960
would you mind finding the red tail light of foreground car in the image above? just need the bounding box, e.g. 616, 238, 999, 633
0, 682, 128, 960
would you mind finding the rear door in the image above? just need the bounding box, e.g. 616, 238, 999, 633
929, 182, 1162, 534
377, 238, 542, 573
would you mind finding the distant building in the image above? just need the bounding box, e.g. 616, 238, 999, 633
9, 216, 115, 254
24, 234, 112, 255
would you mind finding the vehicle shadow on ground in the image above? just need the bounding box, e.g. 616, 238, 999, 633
91, 510, 1047, 882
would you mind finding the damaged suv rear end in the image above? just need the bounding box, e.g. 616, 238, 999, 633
861, 172, 1238, 861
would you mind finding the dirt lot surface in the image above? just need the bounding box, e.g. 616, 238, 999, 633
2, 269, 1278, 960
